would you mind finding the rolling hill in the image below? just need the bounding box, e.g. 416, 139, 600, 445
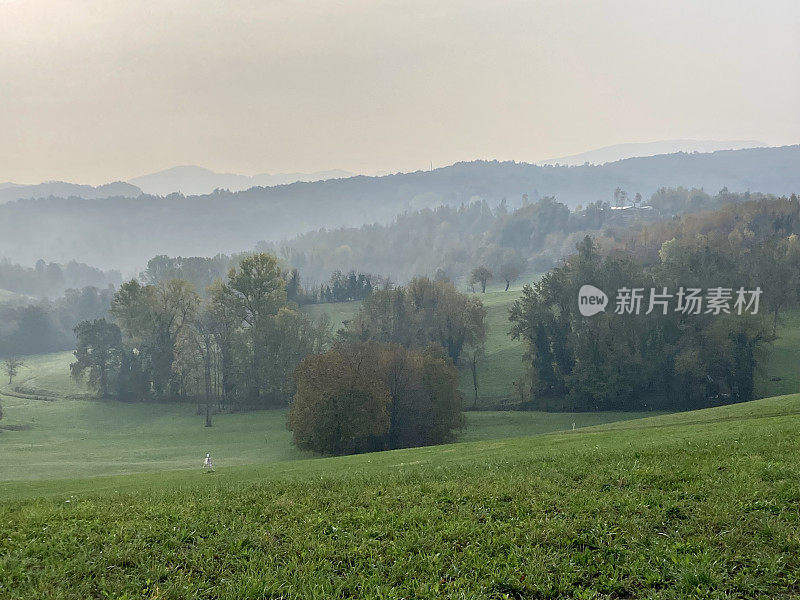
2, 393, 799, 597
2, 296, 799, 597
0, 146, 798, 271
0, 181, 141, 204
538, 139, 767, 166
128, 166, 353, 196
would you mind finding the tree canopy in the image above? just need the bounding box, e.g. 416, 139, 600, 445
289, 342, 463, 455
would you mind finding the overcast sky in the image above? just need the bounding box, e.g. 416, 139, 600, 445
1, 0, 799, 184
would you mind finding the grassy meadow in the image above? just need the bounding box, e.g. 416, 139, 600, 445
301, 299, 360, 334
755, 309, 800, 398
0, 351, 654, 482
1, 296, 796, 481
3, 394, 800, 597
458, 288, 527, 407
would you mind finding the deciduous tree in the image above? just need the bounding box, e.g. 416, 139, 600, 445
70, 319, 122, 397
3, 356, 23, 386
470, 266, 492, 293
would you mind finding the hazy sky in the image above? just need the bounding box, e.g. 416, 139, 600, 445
1, 0, 799, 184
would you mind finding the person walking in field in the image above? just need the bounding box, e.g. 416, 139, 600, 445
203, 452, 215, 472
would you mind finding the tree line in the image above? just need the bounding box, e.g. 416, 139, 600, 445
0, 286, 114, 359
69, 267, 481, 453
510, 195, 800, 412
4, 147, 796, 274
258, 189, 772, 290
71, 254, 331, 416
0, 258, 120, 299
19, 190, 796, 455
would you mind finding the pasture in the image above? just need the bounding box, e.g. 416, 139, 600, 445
2, 394, 800, 597
0, 351, 654, 482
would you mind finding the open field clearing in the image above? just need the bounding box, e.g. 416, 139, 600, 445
0, 351, 655, 482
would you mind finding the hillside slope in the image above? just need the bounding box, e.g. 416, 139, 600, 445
538, 139, 767, 166
1, 146, 798, 270
128, 165, 353, 196
0, 180, 141, 204
3, 394, 800, 597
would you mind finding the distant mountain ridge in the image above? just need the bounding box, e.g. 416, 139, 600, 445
3, 140, 768, 199
128, 166, 354, 196
0, 145, 797, 272
539, 139, 768, 166
0, 181, 142, 204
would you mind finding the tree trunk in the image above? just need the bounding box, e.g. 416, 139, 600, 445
471, 353, 478, 409
100, 364, 107, 398
204, 342, 213, 427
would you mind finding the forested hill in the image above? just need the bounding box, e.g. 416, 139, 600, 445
0, 145, 797, 271
0, 181, 142, 204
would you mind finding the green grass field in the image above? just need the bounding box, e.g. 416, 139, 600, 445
755, 310, 800, 398
2, 352, 95, 399
302, 299, 361, 334
3, 394, 800, 597
458, 289, 526, 407
0, 351, 655, 482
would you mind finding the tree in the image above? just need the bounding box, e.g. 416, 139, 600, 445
193, 304, 218, 426
497, 252, 525, 291
288, 341, 463, 455
150, 279, 200, 399
289, 342, 391, 455
614, 187, 628, 207
261, 307, 333, 405
344, 277, 486, 364
468, 345, 484, 409
70, 319, 123, 397
110, 280, 156, 345
110, 278, 199, 400
286, 268, 301, 303
227, 253, 287, 406
418, 344, 464, 443
206, 280, 241, 408
3, 356, 23, 385
106, 257, 321, 410
510, 234, 770, 411
375, 343, 464, 448
470, 266, 493, 293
